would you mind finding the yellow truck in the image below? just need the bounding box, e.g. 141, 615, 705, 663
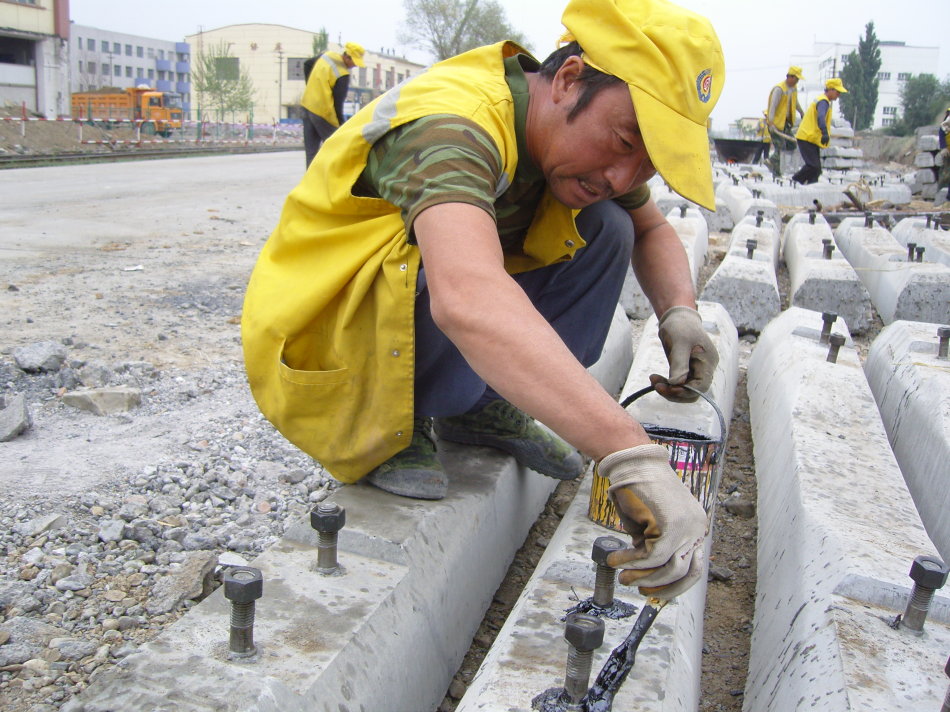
71, 86, 183, 136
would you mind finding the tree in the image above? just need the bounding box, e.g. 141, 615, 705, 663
399, 0, 529, 61
192, 41, 256, 121
895, 74, 945, 133
312, 28, 328, 57
838, 22, 881, 132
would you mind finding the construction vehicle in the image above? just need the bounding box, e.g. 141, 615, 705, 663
70, 86, 183, 136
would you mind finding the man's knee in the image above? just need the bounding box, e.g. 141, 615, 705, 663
575, 201, 636, 264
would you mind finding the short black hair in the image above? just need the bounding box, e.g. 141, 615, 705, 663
538, 42, 625, 122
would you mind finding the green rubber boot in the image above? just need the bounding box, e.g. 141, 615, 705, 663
434, 400, 585, 481
364, 417, 448, 500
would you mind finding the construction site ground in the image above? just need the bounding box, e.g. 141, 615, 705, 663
0, 123, 928, 712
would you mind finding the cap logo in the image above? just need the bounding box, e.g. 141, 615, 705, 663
696, 69, 713, 103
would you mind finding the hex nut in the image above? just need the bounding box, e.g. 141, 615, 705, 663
591, 536, 625, 566
223, 566, 263, 603
310, 503, 346, 533
564, 613, 605, 652
909, 556, 949, 589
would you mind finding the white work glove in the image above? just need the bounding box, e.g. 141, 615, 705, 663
652, 306, 718, 403
599, 444, 707, 598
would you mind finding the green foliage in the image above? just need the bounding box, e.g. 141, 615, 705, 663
312, 28, 328, 57
192, 41, 256, 120
838, 22, 881, 132
887, 74, 950, 135
399, 0, 529, 61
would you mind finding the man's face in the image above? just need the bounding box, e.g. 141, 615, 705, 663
343, 54, 356, 69
827, 89, 840, 101
536, 80, 657, 210
786, 75, 799, 88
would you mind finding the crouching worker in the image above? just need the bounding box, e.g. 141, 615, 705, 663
242, 0, 724, 599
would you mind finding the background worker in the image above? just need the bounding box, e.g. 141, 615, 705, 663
792, 77, 847, 185
301, 41, 366, 167
243, 0, 724, 599
764, 66, 804, 176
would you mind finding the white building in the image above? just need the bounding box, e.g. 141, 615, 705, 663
185, 24, 426, 124
793, 40, 940, 129
70, 25, 192, 115
0, 0, 70, 118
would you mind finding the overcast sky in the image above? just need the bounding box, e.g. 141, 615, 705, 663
71, 0, 949, 128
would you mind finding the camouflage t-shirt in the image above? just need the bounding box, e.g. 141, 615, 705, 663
353, 54, 650, 256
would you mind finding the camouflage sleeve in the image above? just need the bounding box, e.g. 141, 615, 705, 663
612, 183, 651, 212
359, 114, 504, 241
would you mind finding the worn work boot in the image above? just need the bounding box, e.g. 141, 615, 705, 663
364, 417, 448, 500
434, 400, 585, 481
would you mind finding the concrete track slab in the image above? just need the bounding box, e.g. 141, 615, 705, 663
865, 320, 950, 563
834, 225, 950, 324
782, 214, 874, 334
891, 216, 950, 267
745, 307, 947, 712
457, 302, 738, 712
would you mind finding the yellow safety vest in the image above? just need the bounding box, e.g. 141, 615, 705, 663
766, 81, 798, 130
796, 96, 832, 147
301, 51, 350, 127
242, 42, 584, 482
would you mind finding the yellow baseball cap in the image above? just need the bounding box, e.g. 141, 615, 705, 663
787, 66, 804, 80
344, 42, 366, 67
561, 0, 724, 210
825, 77, 848, 93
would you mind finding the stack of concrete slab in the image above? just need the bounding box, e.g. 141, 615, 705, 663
834, 221, 950, 324
746, 307, 950, 711
782, 212, 874, 333
60, 307, 638, 712
700, 215, 781, 333
891, 215, 950, 267
911, 126, 942, 200
864, 320, 950, 564
822, 120, 864, 171
457, 301, 738, 712
620, 206, 710, 320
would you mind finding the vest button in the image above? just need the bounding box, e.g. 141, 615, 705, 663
565, 239, 575, 248
392, 349, 400, 357
395, 431, 404, 437
400, 264, 407, 271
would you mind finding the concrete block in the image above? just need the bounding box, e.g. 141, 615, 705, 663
700, 198, 734, 233
782, 214, 874, 334
917, 133, 940, 152
920, 182, 940, 200
891, 216, 950, 267
916, 168, 937, 184
865, 320, 950, 563
745, 306, 949, 712
588, 304, 635, 397
916, 125, 938, 138
915, 152, 936, 168
700, 226, 781, 333
457, 302, 738, 712
834, 225, 950, 324
715, 181, 755, 226
620, 212, 708, 320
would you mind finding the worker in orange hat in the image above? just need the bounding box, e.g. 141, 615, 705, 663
763, 66, 805, 176
245, 0, 725, 599
792, 77, 847, 184
301, 41, 366, 167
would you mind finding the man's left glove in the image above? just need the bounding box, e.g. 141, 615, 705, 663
820, 130, 830, 147
652, 306, 718, 403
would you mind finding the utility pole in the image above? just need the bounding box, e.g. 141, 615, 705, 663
275, 43, 284, 122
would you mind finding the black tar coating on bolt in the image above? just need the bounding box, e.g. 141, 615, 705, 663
563, 597, 638, 621
532, 686, 573, 712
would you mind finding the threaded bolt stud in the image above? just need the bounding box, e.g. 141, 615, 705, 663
826, 333, 845, 363
808, 210, 816, 225
938, 327, 950, 360
864, 211, 873, 228
900, 555, 948, 634
819, 312, 838, 344
223, 566, 263, 657
941, 654, 950, 712
679, 204, 688, 218
591, 535, 625, 608
755, 210, 764, 227
562, 613, 605, 706
822, 239, 835, 260
311, 501, 346, 572
746, 239, 757, 259
908, 242, 917, 262
915, 245, 925, 263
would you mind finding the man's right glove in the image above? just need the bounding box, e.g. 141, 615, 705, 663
820, 130, 830, 147
599, 444, 707, 599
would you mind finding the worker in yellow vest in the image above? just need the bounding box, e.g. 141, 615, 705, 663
244, 0, 725, 599
763, 66, 804, 175
301, 41, 366, 167
792, 77, 847, 184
